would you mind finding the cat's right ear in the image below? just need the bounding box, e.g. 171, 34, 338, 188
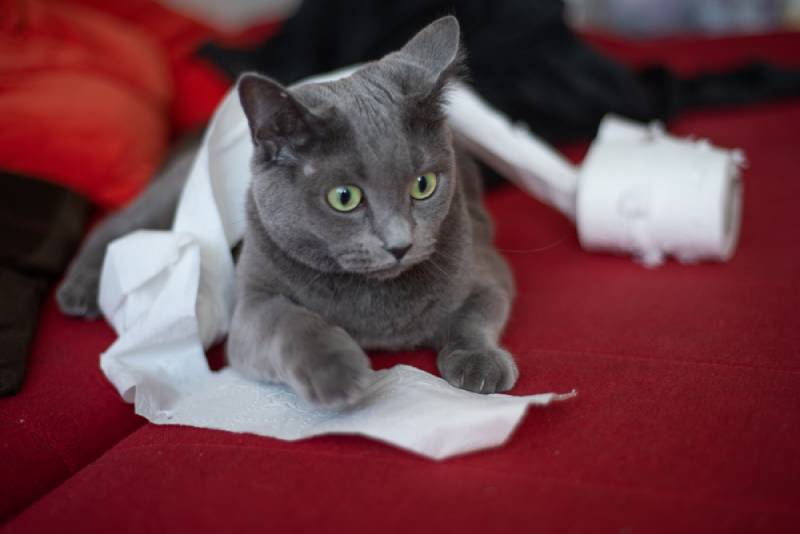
238, 73, 318, 162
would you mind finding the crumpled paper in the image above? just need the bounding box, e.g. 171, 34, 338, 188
98, 73, 575, 460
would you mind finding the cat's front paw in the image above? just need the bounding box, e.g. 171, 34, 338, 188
438, 347, 519, 394
287, 328, 372, 408
56, 269, 101, 319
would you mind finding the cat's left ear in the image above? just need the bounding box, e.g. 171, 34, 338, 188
395, 16, 465, 118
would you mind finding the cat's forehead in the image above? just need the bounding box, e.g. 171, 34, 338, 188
295, 73, 432, 174
296, 70, 407, 129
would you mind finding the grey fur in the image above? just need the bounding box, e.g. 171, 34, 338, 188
57, 16, 518, 405
57, 136, 199, 317
229, 16, 517, 406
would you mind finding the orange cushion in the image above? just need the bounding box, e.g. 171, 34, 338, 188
0, 0, 172, 207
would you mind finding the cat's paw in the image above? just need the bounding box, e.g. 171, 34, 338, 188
287, 328, 372, 408
438, 347, 519, 394
56, 269, 100, 319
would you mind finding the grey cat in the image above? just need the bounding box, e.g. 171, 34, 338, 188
58, 16, 518, 406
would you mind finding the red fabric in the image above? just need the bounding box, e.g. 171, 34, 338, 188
169, 57, 232, 134
584, 30, 800, 74
2, 13, 800, 533
0, 1, 234, 520
66, 0, 279, 133
0, 299, 144, 520
0, 0, 172, 208
0, 0, 267, 207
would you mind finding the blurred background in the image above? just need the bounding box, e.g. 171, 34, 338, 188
567, 0, 800, 35
160, 0, 800, 35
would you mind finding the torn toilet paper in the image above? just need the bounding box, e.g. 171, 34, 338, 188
98, 74, 576, 460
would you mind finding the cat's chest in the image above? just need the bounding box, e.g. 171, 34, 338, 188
293, 267, 467, 350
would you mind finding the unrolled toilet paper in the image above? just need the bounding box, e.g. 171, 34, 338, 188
443, 91, 744, 267
446, 86, 580, 219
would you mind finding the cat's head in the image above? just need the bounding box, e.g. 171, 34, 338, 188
238, 16, 464, 279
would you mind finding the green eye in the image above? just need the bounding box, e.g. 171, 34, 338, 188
410, 172, 438, 200
327, 185, 363, 212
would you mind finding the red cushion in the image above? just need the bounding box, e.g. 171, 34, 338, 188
2, 25, 800, 534
0, 299, 145, 520
585, 30, 800, 73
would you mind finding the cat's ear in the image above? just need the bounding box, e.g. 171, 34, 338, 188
395, 16, 465, 121
238, 73, 322, 162
399, 15, 462, 80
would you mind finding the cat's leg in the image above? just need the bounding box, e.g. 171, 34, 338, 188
437, 274, 518, 394
57, 143, 197, 318
227, 292, 372, 407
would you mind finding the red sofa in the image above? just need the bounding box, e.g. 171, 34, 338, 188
2, 2, 799, 532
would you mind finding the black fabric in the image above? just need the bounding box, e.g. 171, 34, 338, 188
200, 0, 800, 144
637, 62, 800, 119
0, 171, 88, 396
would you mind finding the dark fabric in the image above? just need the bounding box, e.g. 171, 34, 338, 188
0, 271, 45, 395
637, 62, 800, 119
200, 0, 800, 143
0, 171, 88, 396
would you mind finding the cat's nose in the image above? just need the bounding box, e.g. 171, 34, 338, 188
387, 244, 411, 261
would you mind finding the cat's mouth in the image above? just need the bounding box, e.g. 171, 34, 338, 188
337, 249, 433, 280
345, 255, 426, 280
361, 262, 409, 280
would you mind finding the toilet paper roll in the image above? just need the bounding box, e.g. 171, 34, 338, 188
576, 115, 745, 267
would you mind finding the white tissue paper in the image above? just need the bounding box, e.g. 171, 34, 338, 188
98, 76, 576, 460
